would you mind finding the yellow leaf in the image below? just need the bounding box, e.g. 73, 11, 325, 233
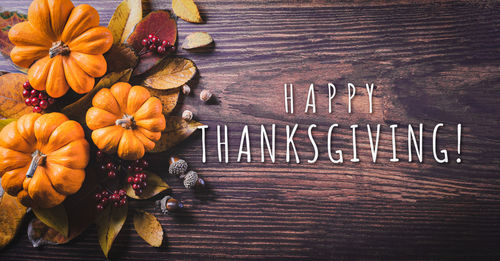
142, 58, 197, 90
182, 32, 213, 50
0, 193, 27, 249
133, 211, 163, 247
61, 69, 132, 124
32, 204, 69, 238
172, 0, 203, 23
126, 171, 169, 199
0, 73, 32, 118
147, 87, 180, 115
108, 0, 143, 44
96, 204, 128, 258
151, 116, 203, 153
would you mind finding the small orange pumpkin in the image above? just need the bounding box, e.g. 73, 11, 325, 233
8, 0, 113, 98
86, 82, 165, 160
0, 113, 89, 208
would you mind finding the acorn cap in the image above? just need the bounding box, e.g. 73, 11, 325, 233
183, 171, 198, 189
169, 158, 188, 176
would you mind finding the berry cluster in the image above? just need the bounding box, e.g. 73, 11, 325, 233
127, 159, 150, 196
22, 81, 55, 113
96, 150, 119, 178
95, 189, 127, 211
141, 33, 175, 55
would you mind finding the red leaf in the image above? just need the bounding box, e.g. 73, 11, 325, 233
0, 11, 27, 58
127, 10, 177, 75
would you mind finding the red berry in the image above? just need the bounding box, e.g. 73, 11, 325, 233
127, 176, 134, 184
141, 159, 149, 168
47, 97, 55, 104
119, 189, 126, 196
132, 184, 139, 190
96, 204, 104, 211
33, 106, 42, 113
22, 89, 30, 98
95, 193, 102, 201
106, 162, 114, 170
133, 177, 140, 183
101, 197, 108, 205
152, 36, 160, 43
108, 171, 116, 178
100, 164, 107, 172
119, 198, 126, 206
170, 45, 176, 51
23, 81, 31, 90
148, 44, 156, 50
134, 166, 143, 173
30, 97, 39, 106
157, 46, 166, 55
142, 182, 147, 188
141, 38, 148, 46
102, 190, 109, 197
114, 202, 119, 208
30, 89, 39, 98
25, 98, 31, 106
38, 92, 48, 100
148, 34, 154, 39
161, 40, 169, 47
39, 100, 48, 109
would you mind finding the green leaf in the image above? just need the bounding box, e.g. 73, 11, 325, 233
151, 116, 203, 153
126, 171, 169, 199
61, 69, 132, 124
133, 210, 163, 247
96, 204, 128, 258
32, 204, 68, 238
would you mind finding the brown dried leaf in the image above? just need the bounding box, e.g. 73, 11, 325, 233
96, 204, 128, 258
142, 58, 197, 90
133, 211, 163, 247
0, 11, 27, 58
172, 0, 203, 23
0, 193, 27, 249
0, 73, 32, 118
108, 0, 142, 44
151, 116, 203, 153
126, 171, 169, 199
61, 69, 132, 124
32, 204, 68, 237
182, 32, 213, 50
147, 87, 180, 115
104, 44, 138, 73
27, 218, 69, 247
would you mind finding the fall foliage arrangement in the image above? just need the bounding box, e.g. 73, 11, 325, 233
0, 0, 214, 257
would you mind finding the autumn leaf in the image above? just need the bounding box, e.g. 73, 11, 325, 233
0, 119, 15, 129
0, 193, 27, 249
108, 0, 142, 44
127, 11, 177, 75
141, 58, 197, 90
104, 44, 138, 73
182, 32, 213, 50
172, 0, 203, 23
0, 11, 27, 58
27, 218, 69, 247
147, 87, 180, 115
0, 73, 33, 118
126, 171, 169, 199
32, 204, 69, 237
61, 69, 132, 124
96, 204, 128, 258
151, 116, 203, 153
133, 210, 163, 247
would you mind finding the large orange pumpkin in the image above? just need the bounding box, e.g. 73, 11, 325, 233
8, 0, 113, 98
0, 113, 89, 208
86, 82, 165, 160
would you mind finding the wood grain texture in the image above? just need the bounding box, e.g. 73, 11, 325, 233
1, 0, 500, 259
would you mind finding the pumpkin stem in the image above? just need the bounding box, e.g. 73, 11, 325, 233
115, 114, 136, 129
26, 150, 46, 178
49, 41, 70, 58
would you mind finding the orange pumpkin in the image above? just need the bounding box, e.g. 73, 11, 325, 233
8, 0, 113, 98
86, 83, 165, 160
0, 113, 89, 208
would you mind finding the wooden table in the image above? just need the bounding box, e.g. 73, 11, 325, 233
1, 0, 500, 259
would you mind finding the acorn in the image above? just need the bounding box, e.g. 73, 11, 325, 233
157, 196, 184, 214
169, 156, 188, 176
183, 171, 198, 189
182, 110, 193, 121
200, 89, 213, 102
182, 84, 191, 95
195, 177, 206, 189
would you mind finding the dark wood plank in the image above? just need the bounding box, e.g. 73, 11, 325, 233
1, 0, 500, 259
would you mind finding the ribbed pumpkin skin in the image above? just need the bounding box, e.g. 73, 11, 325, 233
86, 82, 165, 160
0, 113, 89, 208
8, 0, 112, 98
